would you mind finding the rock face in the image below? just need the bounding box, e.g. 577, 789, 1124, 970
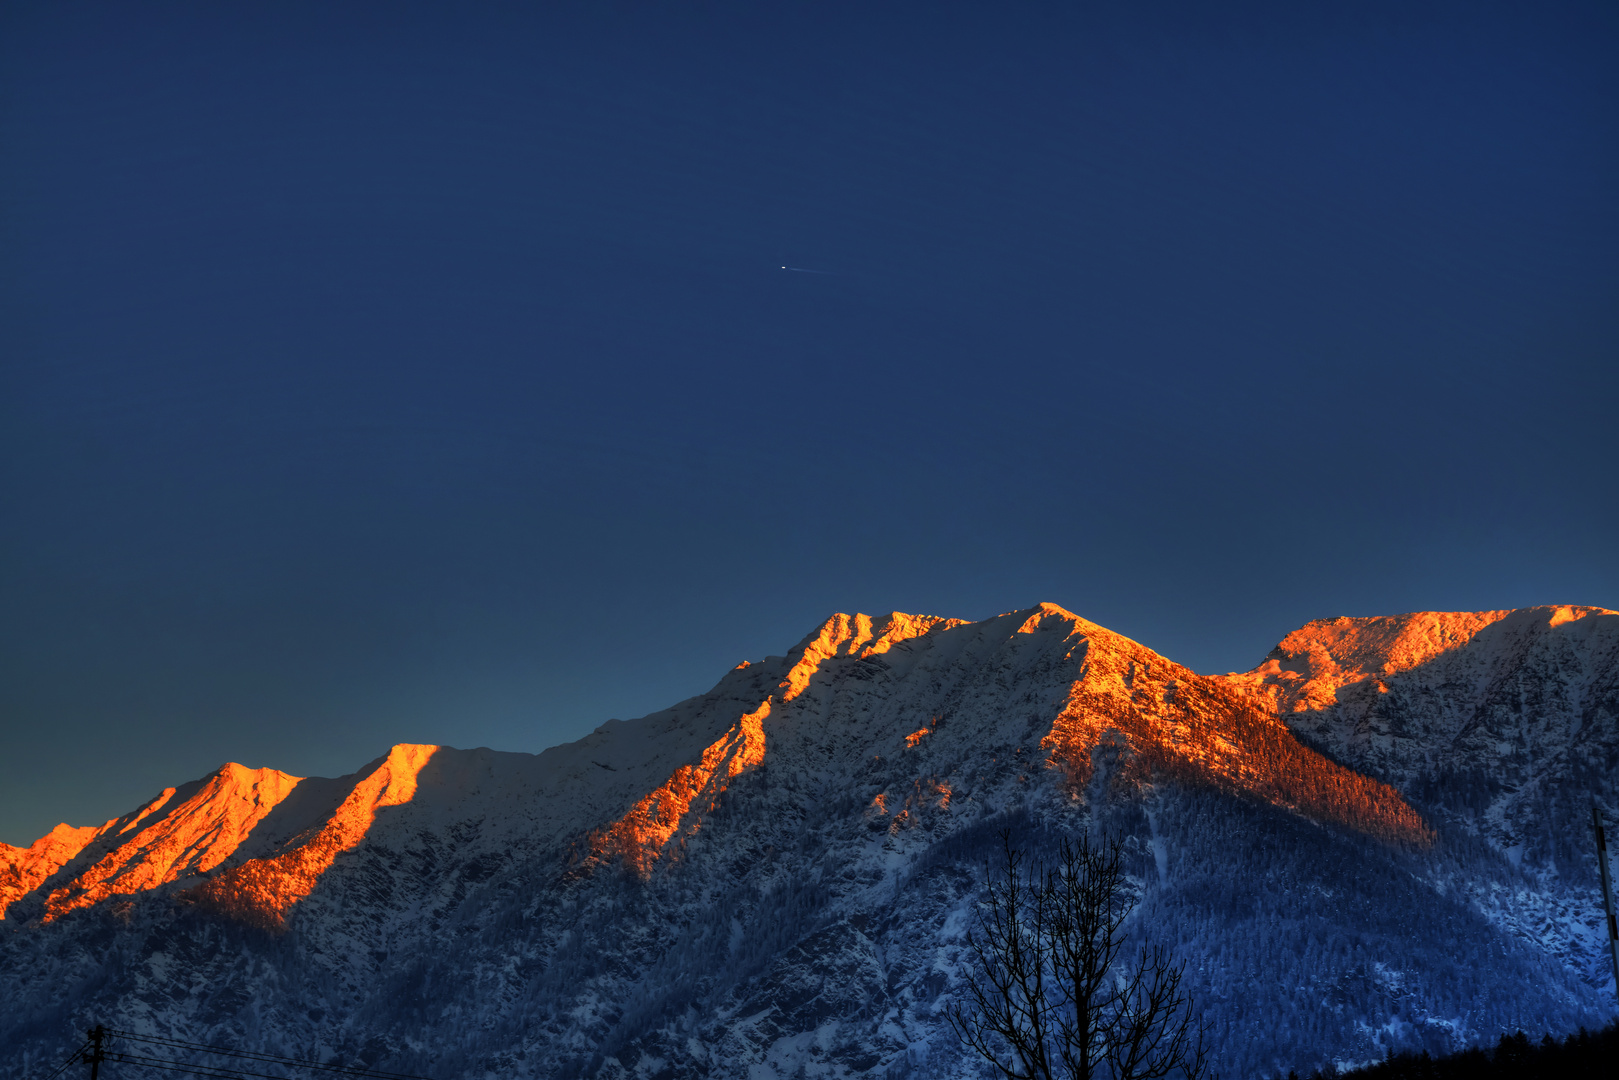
2, 604, 1616, 1080
1225, 605, 1619, 993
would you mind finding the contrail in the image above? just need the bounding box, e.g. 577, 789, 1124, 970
780, 265, 836, 275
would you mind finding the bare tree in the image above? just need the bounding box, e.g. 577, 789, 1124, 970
948, 830, 1211, 1080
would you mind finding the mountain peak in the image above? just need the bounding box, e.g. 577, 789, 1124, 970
6, 762, 308, 922
0, 822, 102, 918
1228, 605, 1619, 716
3, 602, 1614, 1077
781, 610, 968, 700
1006, 601, 1152, 651
792, 610, 966, 659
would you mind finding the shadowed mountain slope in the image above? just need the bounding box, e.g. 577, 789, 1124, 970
1219, 605, 1619, 993
2, 604, 1614, 1080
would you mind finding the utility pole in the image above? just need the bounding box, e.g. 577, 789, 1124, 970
1595, 807, 1619, 1008
84, 1026, 105, 1080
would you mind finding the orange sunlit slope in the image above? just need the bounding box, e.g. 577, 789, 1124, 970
1, 823, 100, 918
998, 606, 1434, 845
580, 611, 964, 877
7, 603, 1526, 923
15, 764, 304, 922
189, 744, 437, 931
1222, 605, 1615, 716
1, 748, 440, 931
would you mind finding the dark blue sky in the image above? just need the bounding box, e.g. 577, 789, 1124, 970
2, 2, 1615, 845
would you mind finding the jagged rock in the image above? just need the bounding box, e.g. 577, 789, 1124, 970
3, 603, 1615, 1079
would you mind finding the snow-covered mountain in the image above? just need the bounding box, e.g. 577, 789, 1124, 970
1225, 605, 1619, 994
3, 604, 1615, 1079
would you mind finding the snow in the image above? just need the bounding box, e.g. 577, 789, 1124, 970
3, 602, 1616, 1079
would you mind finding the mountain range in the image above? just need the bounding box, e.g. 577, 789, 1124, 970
3, 603, 1616, 1079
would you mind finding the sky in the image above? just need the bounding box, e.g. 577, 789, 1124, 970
2, 1, 1615, 846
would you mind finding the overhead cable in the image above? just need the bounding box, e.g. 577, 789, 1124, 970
101, 1032, 432, 1080
40, 1041, 92, 1080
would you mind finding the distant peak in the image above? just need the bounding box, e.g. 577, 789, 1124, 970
1015, 601, 1108, 631
1546, 603, 1611, 627
385, 743, 442, 763
208, 761, 304, 786
793, 611, 963, 661
1004, 603, 1163, 662
29, 822, 101, 858
1224, 604, 1619, 717
781, 611, 966, 700
1268, 605, 1616, 681
47, 821, 97, 843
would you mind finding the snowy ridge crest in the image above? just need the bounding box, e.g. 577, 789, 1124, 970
2, 603, 1615, 1080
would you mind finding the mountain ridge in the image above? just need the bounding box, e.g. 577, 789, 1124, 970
3, 602, 1615, 1079
6, 602, 1607, 931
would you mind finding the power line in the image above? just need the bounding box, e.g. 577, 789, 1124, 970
103, 1032, 433, 1080
42, 1029, 437, 1080
39, 1041, 91, 1080
104, 1052, 275, 1080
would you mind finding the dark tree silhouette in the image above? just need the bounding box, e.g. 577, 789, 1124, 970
949, 830, 1211, 1080
1324, 1022, 1619, 1079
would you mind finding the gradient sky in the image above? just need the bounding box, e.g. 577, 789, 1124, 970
2, 1, 1616, 846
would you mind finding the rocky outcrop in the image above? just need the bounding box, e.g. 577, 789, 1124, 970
2, 604, 1613, 1080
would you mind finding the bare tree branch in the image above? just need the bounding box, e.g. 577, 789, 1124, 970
950, 829, 1213, 1080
